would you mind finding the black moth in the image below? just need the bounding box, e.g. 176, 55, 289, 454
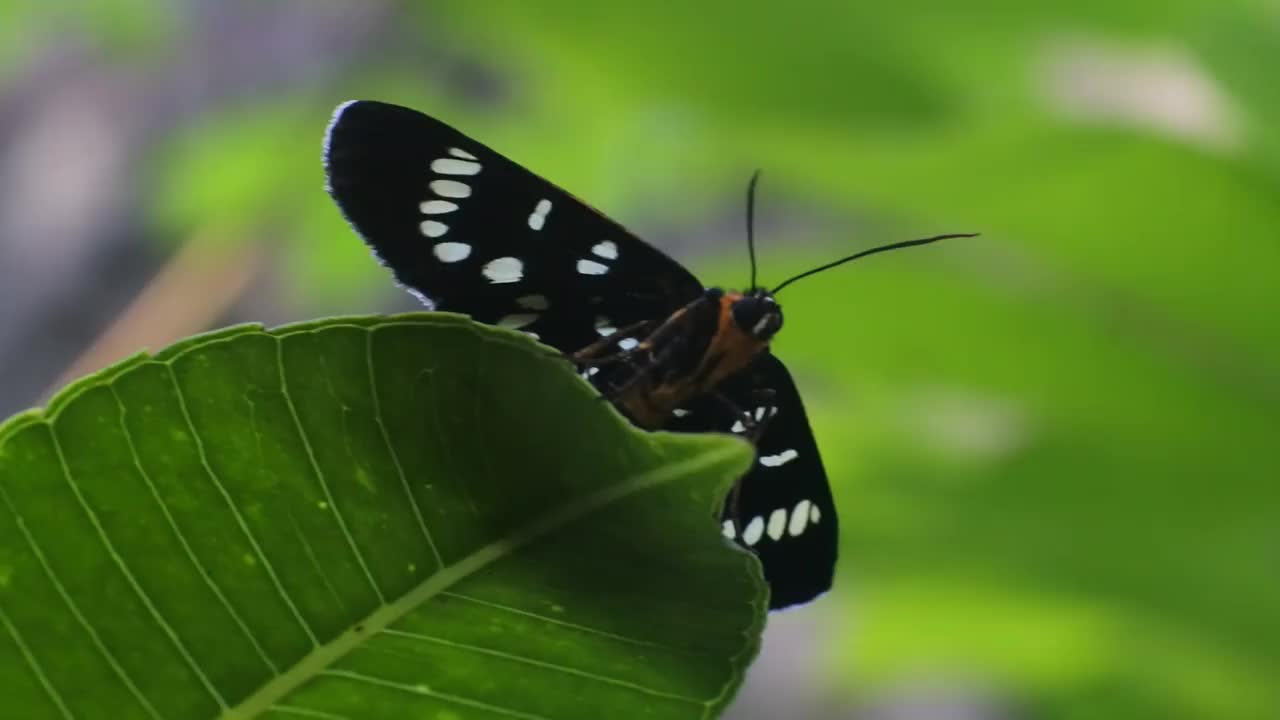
323, 100, 971, 609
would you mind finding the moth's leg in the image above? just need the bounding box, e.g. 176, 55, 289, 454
724, 481, 745, 532
711, 388, 779, 528
598, 336, 683, 403
706, 392, 741, 423
708, 390, 760, 436
580, 294, 703, 368
700, 391, 752, 526
742, 388, 779, 443
570, 319, 653, 367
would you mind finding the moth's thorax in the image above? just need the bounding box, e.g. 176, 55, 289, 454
606, 288, 778, 429
709, 290, 777, 375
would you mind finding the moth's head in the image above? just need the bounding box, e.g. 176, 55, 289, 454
732, 290, 783, 341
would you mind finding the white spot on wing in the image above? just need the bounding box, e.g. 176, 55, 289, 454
766, 508, 787, 541
431, 179, 471, 198
617, 337, 639, 351
760, 449, 798, 467
420, 200, 458, 214
810, 504, 822, 524
721, 520, 736, 540
448, 147, 477, 160
433, 242, 471, 262
528, 199, 553, 231
730, 420, 746, 434
420, 220, 448, 238
432, 157, 482, 175
577, 259, 609, 275
482, 257, 523, 284
742, 516, 765, 546
497, 313, 538, 329
672, 408, 690, 418
789, 500, 811, 537
516, 294, 550, 310
595, 316, 617, 336
591, 240, 619, 259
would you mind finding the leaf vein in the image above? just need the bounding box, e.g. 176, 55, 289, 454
438, 591, 689, 652
0, 473, 163, 720
319, 669, 551, 720
268, 705, 354, 720
277, 338, 386, 604
48, 423, 228, 710
167, 365, 318, 646
366, 329, 443, 569
288, 508, 350, 615
421, 366, 478, 518
380, 629, 703, 704
224, 443, 745, 716
109, 384, 281, 675
0, 600, 74, 719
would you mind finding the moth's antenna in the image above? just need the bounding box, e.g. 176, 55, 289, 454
771, 233, 978, 294
746, 170, 762, 291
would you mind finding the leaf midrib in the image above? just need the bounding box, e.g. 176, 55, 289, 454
221, 441, 745, 719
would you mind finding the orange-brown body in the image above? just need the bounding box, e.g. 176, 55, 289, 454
575, 291, 770, 429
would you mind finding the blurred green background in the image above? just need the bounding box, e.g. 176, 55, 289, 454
1, 2, 1277, 718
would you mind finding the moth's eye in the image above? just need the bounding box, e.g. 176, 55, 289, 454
731, 298, 760, 333
751, 310, 782, 339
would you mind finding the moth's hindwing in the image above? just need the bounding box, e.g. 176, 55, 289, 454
669, 353, 838, 610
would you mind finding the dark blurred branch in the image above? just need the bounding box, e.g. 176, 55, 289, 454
0, 1, 402, 415
43, 230, 263, 399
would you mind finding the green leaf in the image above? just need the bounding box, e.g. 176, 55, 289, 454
113, 2, 1280, 716
0, 313, 763, 719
